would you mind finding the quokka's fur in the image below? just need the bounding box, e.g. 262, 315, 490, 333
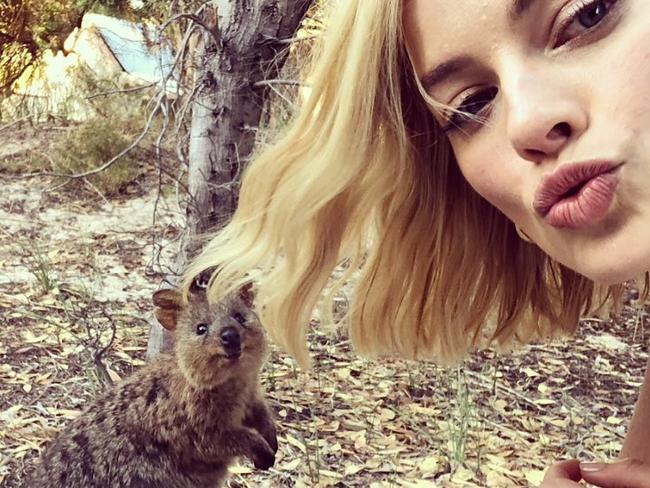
28, 283, 277, 488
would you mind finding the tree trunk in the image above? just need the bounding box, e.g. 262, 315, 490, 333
147, 0, 314, 359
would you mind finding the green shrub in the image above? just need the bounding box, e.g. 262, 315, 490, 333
53, 116, 147, 195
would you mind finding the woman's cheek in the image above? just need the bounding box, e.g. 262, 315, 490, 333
457, 147, 527, 222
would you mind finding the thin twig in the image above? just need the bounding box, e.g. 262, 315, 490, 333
465, 370, 545, 412
86, 82, 157, 100
83, 178, 111, 205
276, 33, 321, 45
15, 92, 165, 180
265, 82, 297, 108
160, 13, 219, 45
93, 305, 118, 387
253, 79, 306, 88
0, 116, 31, 132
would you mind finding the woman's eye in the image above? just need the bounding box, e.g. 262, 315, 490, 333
554, 0, 618, 48
443, 87, 498, 133
196, 323, 209, 335
232, 312, 247, 326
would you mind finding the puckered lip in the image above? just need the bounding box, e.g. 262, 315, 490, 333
533, 160, 624, 217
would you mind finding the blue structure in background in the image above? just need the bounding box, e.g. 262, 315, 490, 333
88, 13, 178, 92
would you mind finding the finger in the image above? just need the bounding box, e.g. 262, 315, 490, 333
543, 460, 582, 482
580, 458, 650, 488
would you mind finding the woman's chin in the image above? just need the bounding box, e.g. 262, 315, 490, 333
543, 216, 650, 286
583, 268, 636, 286
575, 251, 650, 286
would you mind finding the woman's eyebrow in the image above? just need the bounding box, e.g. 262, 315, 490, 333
510, 0, 540, 20
419, 0, 540, 93
419, 56, 474, 93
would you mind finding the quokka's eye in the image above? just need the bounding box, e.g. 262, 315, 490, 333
196, 323, 209, 335
232, 312, 247, 326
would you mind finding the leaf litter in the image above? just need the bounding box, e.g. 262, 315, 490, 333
0, 177, 648, 487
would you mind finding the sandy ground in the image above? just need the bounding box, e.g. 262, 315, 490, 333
1, 170, 649, 487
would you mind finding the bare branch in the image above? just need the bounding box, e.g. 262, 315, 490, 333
83, 178, 111, 205
12, 92, 165, 181
160, 13, 219, 45
276, 33, 320, 44
0, 115, 30, 132
253, 79, 306, 88
86, 82, 157, 101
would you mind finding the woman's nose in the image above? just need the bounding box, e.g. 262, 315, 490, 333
505, 75, 588, 163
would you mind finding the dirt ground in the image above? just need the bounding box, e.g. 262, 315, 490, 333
1, 128, 649, 487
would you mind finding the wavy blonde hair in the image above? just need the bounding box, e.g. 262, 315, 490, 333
184, 0, 620, 367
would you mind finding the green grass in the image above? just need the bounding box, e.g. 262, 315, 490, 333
25, 244, 58, 294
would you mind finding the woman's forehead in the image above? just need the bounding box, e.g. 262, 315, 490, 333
403, 0, 545, 82
403, 0, 537, 27
403, 1, 504, 69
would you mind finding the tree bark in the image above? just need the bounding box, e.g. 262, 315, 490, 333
147, 0, 314, 359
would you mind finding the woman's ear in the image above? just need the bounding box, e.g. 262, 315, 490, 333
152, 289, 183, 331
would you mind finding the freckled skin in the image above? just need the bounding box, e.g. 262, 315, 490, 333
28, 287, 277, 488
405, 0, 650, 284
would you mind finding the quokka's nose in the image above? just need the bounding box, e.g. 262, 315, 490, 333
219, 326, 241, 350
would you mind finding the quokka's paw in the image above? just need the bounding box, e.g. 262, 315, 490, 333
262, 426, 278, 454
252, 441, 275, 470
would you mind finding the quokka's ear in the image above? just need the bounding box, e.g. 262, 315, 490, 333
188, 273, 210, 297
239, 282, 255, 308
152, 289, 183, 331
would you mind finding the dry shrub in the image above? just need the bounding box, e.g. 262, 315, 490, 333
1, 58, 168, 196
50, 115, 148, 195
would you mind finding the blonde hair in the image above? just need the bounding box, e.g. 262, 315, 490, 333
184, 0, 620, 367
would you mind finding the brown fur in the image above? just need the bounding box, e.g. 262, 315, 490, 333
28, 284, 277, 488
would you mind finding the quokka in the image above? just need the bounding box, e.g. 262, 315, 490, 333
28, 282, 277, 487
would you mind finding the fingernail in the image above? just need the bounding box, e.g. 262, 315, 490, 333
580, 458, 629, 472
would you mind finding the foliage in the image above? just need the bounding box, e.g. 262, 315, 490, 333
1, 104, 155, 196
50, 117, 147, 195
25, 244, 59, 294
0, 52, 170, 194
0, 0, 134, 94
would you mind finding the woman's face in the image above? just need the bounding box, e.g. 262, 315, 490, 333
404, 0, 650, 284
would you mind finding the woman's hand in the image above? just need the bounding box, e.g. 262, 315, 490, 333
540, 458, 650, 487
540, 460, 581, 487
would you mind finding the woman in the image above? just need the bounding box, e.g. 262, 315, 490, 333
185, 0, 650, 485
